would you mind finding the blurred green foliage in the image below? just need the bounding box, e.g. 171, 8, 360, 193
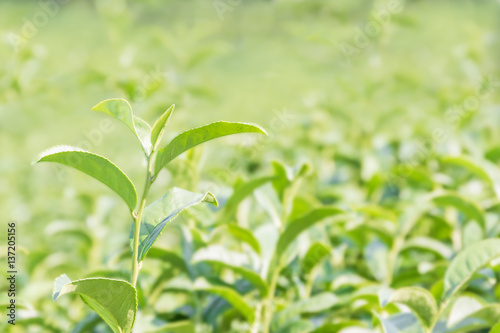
1, 0, 500, 332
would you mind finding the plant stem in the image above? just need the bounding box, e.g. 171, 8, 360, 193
428, 299, 450, 333
385, 235, 404, 285
262, 264, 281, 333
131, 156, 154, 287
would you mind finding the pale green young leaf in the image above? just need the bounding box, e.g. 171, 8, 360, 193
443, 238, 500, 300
53, 274, 137, 333
154, 121, 267, 175
389, 287, 438, 329
301, 242, 331, 275
364, 240, 389, 282
133, 116, 153, 153
34, 146, 137, 211
150, 104, 175, 150
432, 193, 485, 228
271, 293, 338, 331
442, 156, 500, 198
194, 277, 254, 322
401, 236, 453, 259
275, 207, 344, 257
310, 322, 367, 333
224, 224, 261, 254
374, 312, 424, 333
146, 320, 195, 333
92, 98, 152, 154
146, 248, 189, 273
448, 298, 500, 329
130, 187, 218, 261
191, 253, 268, 295
491, 321, 500, 333
220, 176, 275, 221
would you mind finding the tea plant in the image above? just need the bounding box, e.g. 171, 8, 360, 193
34, 98, 267, 333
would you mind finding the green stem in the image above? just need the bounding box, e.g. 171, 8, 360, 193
428, 299, 450, 333
385, 235, 404, 285
131, 156, 154, 287
262, 264, 281, 333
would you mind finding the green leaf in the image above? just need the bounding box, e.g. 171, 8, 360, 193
448, 299, 500, 329
271, 293, 338, 331
401, 236, 453, 259
92, 98, 152, 154
133, 116, 153, 154
275, 207, 344, 257
491, 321, 500, 333
389, 287, 437, 329
443, 238, 500, 300
374, 312, 424, 333
146, 321, 195, 333
355, 205, 398, 223
146, 247, 189, 273
194, 277, 254, 322
224, 224, 261, 254
301, 242, 331, 275
150, 104, 175, 150
442, 156, 500, 198
154, 121, 267, 175
432, 193, 485, 228
34, 146, 137, 211
220, 176, 275, 221
310, 322, 366, 333
364, 240, 389, 282
53, 274, 137, 333
191, 255, 268, 296
130, 187, 218, 261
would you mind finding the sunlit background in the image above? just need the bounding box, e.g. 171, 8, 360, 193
1, 0, 500, 332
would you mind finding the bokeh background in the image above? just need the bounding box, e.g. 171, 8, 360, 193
1, 0, 500, 332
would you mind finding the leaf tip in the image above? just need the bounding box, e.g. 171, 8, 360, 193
91, 98, 131, 112
34, 145, 86, 164
205, 192, 219, 207
53, 274, 71, 301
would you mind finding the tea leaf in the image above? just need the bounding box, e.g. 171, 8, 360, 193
389, 287, 437, 329
448, 302, 500, 329
301, 242, 331, 275
191, 257, 268, 295
146, 248, 189, 273
35, 147, 137, 211
275, 207, 344, 258
271, 293, 338, 331
146, 320, 195, 333
491, 322, 500, 333
443, 238, 500, 300
442, 156, 500, 198
53, 274, 137, 333
154, 121, 267, 174
150, 104, 175, 150
92, 98, 152, 154
131, 187, 218, 261
224, 224, 261, 254
220, 176, 275, 221
374, 312, 424, 333
194, 277, 254, 322
432, 193, 485, 228
401, 237, 453, 259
